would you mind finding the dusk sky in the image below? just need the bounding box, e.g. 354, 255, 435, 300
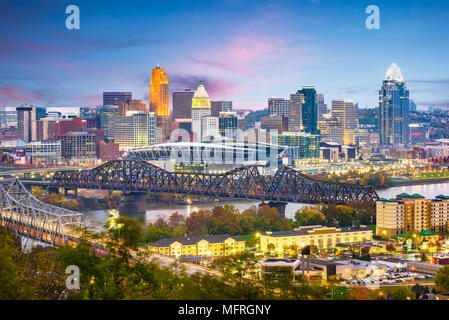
1, 0, 449, 110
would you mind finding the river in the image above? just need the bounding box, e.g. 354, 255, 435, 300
83, 181, 449, 231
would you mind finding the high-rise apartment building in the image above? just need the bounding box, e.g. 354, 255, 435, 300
268, 98, 290, 118
331, 100, 358, 145
288, 93, 302, 132
378, 63, 410, 146
149, 66, 169, 116
118, 99, 147, 116
103, 92, 132, 106
173, 89, 194, 120
113, 112, 157, 150
211, 101, 232, 117
376, 193, 449, 237
191, 81, 211, 142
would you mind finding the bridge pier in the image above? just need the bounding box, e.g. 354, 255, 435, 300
119, 191, 147, 215
261, 201, 288, 218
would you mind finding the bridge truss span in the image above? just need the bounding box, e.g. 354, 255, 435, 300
0, 178, 86, 246
50, 160, 379, 205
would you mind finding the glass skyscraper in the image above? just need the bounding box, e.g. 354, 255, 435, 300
378, 63, 410, 146
103, 92, 132, 106
289, 87, 318, 134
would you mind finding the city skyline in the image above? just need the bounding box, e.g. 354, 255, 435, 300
0, 0, 448, 110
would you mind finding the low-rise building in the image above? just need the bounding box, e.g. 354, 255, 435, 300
148, 234, 245, 258
25, 140, 61, 165
260, 225, 373, 253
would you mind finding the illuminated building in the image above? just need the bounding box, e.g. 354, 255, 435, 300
201, 116, 219, 141
113, 112, 156, 151
191, 81, 211, 142
149, 66, 169, 116
103, 92, 132, 106
376, 193, 449, 237
56, 118, 87, 136
61, 131, 97, 164
409, 123, 427, 145
260, 225, 373, 252
118, 99, 147, 116
148, 234, 245, 259
0, 109, 17, 127
271, 131, 320, 161
290, 87, 318, 134
99, 105, 118, 141
331, 100, 358, 145
218, 111, 238, 137
36, 118, 57, 141
318, 114, 342, 144
378, 63, 410, 146
25, 140, 61, 165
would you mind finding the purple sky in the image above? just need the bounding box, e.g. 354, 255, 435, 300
1, 0, 449, 111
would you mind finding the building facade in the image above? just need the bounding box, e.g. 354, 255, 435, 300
61, 131, 97, 163
268, 98, 290, 118
99, 105, 119, 141
103, 92, 132, 106
331, 100, 358, 145
376, 193, 449, 237
118, 99, 147, 116
16, 105, 46, 142
260, 115, 288, 134
148, 234, 245, 258
173, 89, 194, 120
378, 63, 410, 146
271, 131, 320, 161
113, 112, 156, 150
191, 81, 211, 142
149, 66, 169, 116
218, 111, 238, 137
211, 101, 232, 117
25, 140, 61, 165
260, 225, 373, 252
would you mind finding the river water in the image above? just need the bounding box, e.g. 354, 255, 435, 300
83, 181, 449, 231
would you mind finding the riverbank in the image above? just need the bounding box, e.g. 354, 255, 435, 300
388, 177, 449, 188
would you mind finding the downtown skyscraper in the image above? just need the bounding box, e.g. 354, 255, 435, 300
149, 66, 169, 116
378, 63, 410, 146
289, 86, 318, 134
191, 81, 211, 142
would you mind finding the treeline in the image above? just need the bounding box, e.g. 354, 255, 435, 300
144, 205, 293, 243
0, 224, 335, 300
294, 203, 375, 228
325, 170, 390, 188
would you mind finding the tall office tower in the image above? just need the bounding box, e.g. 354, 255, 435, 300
103, 92, 132, 106
378, 63, 410, 146
173, 89, 194, 120
16, 105, 46, 142
61, 131, 97, 163
317, 93, 328, 122
289, 92, 303, 132
211, 101, 232, 117
149, 66, 169, 116
218, 111, 238, 137
293, 86, 318, 134
331, 100, 358, 145
268, 98, 290, 117
118, 99, 147, 116
113, 112, 156, 150
99, 105, 119, 141
191, 81, 211, 142
409, 99, 417, 112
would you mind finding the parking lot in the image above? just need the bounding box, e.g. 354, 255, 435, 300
340, 270, 434, 287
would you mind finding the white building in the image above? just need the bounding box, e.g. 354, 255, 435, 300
192, 81, 211, 142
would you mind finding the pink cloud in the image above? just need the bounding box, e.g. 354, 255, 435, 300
0, 85, 44, 105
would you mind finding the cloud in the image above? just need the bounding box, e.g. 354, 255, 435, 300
169, 75, 239, 98
0, 85, 45, 105
408, 78, 449, 84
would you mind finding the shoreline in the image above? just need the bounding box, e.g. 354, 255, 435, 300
383, 178, 449, 189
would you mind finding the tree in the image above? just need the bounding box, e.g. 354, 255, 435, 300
348, 286, 370, 300
392, 287, 413, 300
31, 186, 44, 198
294, 208, 325, 226
168, 211, 185, 228
411, 284, 426, 299
435, 265, 449, 293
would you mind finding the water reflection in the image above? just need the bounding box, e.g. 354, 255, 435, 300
84, 181, 449, 231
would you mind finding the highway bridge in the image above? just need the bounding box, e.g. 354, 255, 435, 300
48, 160, 379, 215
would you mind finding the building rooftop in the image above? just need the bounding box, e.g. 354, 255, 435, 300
264, 225, 370, 237
149, 234, 243, 247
